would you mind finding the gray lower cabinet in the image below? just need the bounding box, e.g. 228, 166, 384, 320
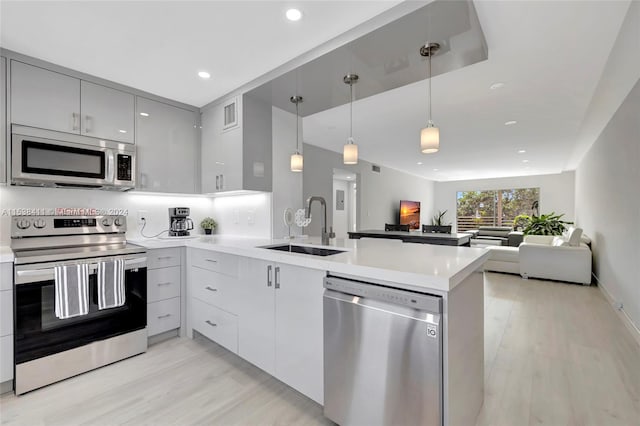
1, 56, 6, 184
0, 262, 14, 390
11, 60, 80, 135
136, 97, 199, 193
10, 60, 134, 143
146, 248, 182, 337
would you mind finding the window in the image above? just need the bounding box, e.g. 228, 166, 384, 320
456, 188, 539, 231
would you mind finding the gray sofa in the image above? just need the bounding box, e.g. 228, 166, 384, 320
466, 226, 523, 247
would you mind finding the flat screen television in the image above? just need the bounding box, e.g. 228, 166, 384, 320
399, 200, 421, 230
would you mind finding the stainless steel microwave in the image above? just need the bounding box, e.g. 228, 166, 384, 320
11, 125, 136, 190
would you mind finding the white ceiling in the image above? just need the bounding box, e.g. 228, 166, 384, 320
303, 0, 631, 181
0, 1, 400, 107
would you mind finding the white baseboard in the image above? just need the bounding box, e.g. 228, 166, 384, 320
594, 272, 640, 348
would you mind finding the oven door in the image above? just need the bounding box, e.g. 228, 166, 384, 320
14, 256, 147, 364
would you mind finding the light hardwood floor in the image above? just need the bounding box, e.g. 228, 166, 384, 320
1, 272, 639, 426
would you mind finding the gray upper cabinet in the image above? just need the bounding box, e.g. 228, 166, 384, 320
201, 93, 272, 193
80, 81, 134, 143
1, 56, 6, 183
10, 60, 134, 144
11, 61, 81, 134
136, 97, 199, 193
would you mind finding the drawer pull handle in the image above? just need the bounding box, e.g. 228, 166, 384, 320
157, 314, 172, 319
205, 286, 217, 292
205, 320, 217, 327
157, 256, 173, 260
157, 282, 172, 286
205, 259, 218, 263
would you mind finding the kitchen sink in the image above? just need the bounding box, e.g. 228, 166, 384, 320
263, 244, 346, 257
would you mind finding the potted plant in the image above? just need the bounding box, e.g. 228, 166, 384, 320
423, 210, 452, 234
523, 212, 572, 236
200, 217, 217, 235
512, 214, 531, 231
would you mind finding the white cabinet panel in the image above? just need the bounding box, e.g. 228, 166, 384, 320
191, 298, 238, 353
80, 81, 134, 143
147, 248, 181, 269
0, 263, 12, 291
1, 56, 6, 184
147, 297, 181, 337
0, 290, 12, 337
147, 266, 181, 303
238, 258, 275, 374
0, 335, 13, 383
11, 61, 80, 134
190, 249, 238, 277
274, 264, 325, 404
191, 266, 238, 313
136, 97, 199, 193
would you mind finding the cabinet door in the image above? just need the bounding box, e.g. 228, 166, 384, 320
1, 56, 6, 184
11, 61, 80, 134
200, 105, 222, 193
237, 258, 275, 374
81, 81, 134, 143
136, 97, 198, 192
275, 264, 325, 404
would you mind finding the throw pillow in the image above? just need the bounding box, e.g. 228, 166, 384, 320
566, 227, 583, 247
552, 236, 569, 247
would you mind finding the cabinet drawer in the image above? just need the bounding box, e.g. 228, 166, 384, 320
147, 297, 180, 337
147, 248, 181, 269
0, 263, 12, 291
147, 266, 181, 303
0, 290, 12, 337
192, 298, 238, 353
191, 266, 238, 313
190, 249, 238, 277
0, 335, 13, 383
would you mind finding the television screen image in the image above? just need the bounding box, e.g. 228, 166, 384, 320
399, 200, 421, 230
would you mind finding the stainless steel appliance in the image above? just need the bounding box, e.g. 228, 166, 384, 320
323, 275, 443, 426
11, 125, 136, 190
11, 215, 147, 395
169, 207, 194, 237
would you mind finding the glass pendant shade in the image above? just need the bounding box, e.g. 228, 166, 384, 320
290, 152, 303, 172
420, 124, 439, 154
343, 138, 358, 165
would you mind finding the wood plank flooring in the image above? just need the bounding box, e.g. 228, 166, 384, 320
1, 272, 639, 425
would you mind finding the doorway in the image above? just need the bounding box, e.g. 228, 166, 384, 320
333, 169, 358, 239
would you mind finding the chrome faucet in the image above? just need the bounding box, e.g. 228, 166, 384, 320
305, 196, 335, 245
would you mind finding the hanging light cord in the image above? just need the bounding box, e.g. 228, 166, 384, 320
349, 81, 354, 141
428, 46, 432, 125
295, 99, 299, 152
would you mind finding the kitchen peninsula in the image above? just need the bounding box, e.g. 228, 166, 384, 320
131, 236, 489, 426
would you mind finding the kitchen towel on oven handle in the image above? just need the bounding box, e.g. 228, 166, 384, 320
97, 258, 126, 310
54, 263, 90, 319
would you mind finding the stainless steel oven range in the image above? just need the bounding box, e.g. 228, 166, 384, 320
10, 215, 147, 395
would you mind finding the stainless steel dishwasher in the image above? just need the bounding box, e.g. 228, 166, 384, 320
323, 275, 443, 426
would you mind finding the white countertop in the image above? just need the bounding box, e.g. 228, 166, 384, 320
0, 246, 14, 263
129, 235, 490, 293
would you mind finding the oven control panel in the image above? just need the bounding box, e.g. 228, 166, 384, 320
11, 215, 127, 238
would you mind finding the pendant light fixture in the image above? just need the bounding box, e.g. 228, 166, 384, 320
290, 95, 303, 172
420, 42, 440, 154
343, 74, 359, 165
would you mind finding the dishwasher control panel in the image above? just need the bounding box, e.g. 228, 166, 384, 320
324, 275, 441, 313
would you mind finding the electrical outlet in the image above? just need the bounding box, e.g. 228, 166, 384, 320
137, 210, 147, 225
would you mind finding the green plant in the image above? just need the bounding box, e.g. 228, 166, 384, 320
431, 210, 449, 226
200, 217, 217, 230
523, 212, 572, 236
513, 214, 532, 230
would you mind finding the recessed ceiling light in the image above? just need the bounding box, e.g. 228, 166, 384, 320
490, 82, 505, 90
285, 8, 302, 21
198, 71, 211, 79
139, 112, 149, 117
518, 149, 526, 154
118, 129, 127, 133
433, 168, 439, 171
504, 120, 517, 126
522, 159, 529, 163
417, 162, 423, 165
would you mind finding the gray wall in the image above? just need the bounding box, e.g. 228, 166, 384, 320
433, 172, 576, 232
575, 78, 640, 330
303, 143, 435, 236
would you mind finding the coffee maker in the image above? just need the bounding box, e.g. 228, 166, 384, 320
168, 207, 194, 237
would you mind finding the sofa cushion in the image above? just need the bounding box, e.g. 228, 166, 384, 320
478, 227, 512, 238
552, 236, 569, 247
487, 246, 519, 262
566, 227, 583, 247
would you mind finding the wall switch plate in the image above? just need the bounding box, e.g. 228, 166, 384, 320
247, 210, 255, 225
137, 210, 148, 226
